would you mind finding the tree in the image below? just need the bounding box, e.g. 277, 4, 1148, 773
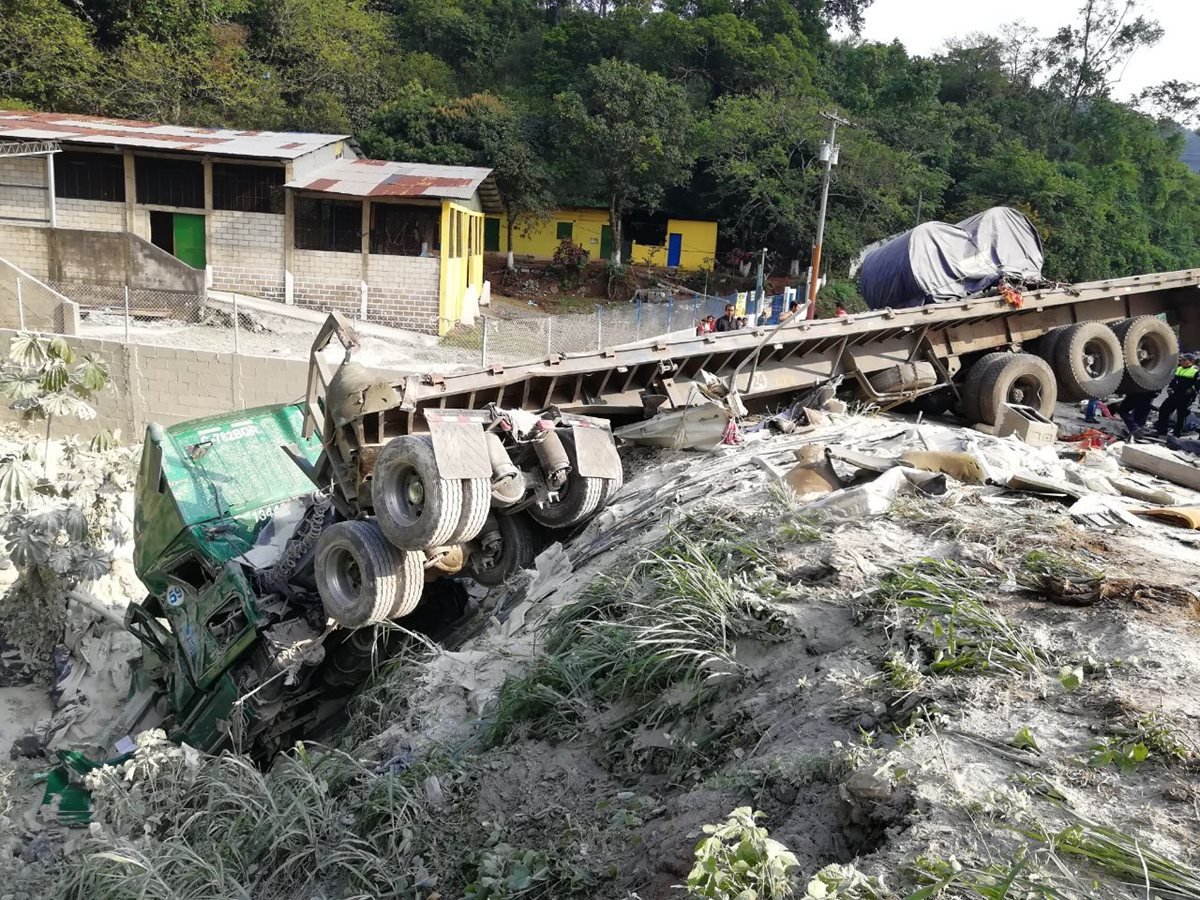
554, 59, 695, 266
1137, 80, 1200, 128
461, 97, 555, 269
0, 0, 103, 111
249, 0, 408, 131
0, 334, 110, 474
1044, 0, 1163, 117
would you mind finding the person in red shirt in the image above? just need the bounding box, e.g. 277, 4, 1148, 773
835, 303, 848, 317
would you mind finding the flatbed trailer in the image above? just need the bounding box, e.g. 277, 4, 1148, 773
298, 269, 1200, 626
315, 269, 1200, 425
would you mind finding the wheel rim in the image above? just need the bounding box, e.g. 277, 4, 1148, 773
1081, 339, 1114, 379
1137, 333, 1167, 370
1008, 375, 1044, 408
382, 463, 426, 527
475, 527, 503, 573
327, 546, 363, 606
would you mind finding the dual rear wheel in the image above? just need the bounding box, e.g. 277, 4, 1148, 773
959, 316, 1177, 426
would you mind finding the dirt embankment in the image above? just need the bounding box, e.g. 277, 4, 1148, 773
3, 411, 1200, 898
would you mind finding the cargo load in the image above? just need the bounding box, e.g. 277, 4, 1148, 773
859, 206, 1044, 311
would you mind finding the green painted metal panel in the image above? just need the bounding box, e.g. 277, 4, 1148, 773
600, 224, 613, 260
133, 403, 323, 589
484, 216, 500, 252
172, 213, 206, 268
556, 221, 573, 241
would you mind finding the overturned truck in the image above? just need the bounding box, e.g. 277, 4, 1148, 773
121, 268, 1200, 757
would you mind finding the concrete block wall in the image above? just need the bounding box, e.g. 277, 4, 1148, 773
0, 328, 392, 437
0, 224, 50, 276
56, 198, 126, 232
209, 210, 286, 299
367, 254, 440, 333
0, 158, 47, 223
293, 249, 362, 316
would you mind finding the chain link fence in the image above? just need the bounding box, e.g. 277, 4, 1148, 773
447, 288, 803, 366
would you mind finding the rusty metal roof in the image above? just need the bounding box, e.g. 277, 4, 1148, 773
0, 110, 350, 160
286, 158, 503, 212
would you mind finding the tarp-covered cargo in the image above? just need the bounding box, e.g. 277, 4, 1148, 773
859, 207, 1044, 311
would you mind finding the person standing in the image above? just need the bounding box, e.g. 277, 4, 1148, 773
1155, 354, 1199, 438
1121, 389, 1156, 439
715, 303, 738, 332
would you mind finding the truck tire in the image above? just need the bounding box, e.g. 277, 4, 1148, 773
595, 450, 625, 510
1112, 316, 1178, 393
451, 477, 491, 544
372, 435, 463, 550
469, 512, 537, 587
315, 520, 422, 627
1032, 326, 1068, 367
958, 352, 1012, 424
976, 353, 1057, 425
1052, 321, 1124, 401
528, 431, 604, 529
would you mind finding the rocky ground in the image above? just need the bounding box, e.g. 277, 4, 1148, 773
1, 401, 1199, 899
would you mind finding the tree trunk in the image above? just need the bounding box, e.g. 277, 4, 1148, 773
43, 415, 52, 476
505, 215, 516, 270
608, 198, 622, 267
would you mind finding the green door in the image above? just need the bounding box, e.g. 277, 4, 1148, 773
600, 224, 613, 260
484, 217, 500, 252
173, 214, 206, 268
556, 221, 573, 241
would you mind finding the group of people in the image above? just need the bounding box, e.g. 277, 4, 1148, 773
694, 299, 849, 336
695, 305, 750, 334
1086, 353, 1199, 440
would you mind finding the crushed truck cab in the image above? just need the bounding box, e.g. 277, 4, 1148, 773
125, 404, 371, 757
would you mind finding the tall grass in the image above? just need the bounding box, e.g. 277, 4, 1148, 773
486, 522, 789, 775
877, 560, 1043, 676
56, 741, 465, 899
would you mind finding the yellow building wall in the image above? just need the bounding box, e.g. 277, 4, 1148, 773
485, 210, 718, 271
440, 200, 485, 335
631, 219, 717, 271
489, 207, 611, 259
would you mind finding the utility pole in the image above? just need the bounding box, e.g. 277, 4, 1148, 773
806, 111, 852, 319
754, 247, 766, 319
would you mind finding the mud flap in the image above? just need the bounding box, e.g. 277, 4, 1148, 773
428, 421, 492, 479
572, 425, 622, 480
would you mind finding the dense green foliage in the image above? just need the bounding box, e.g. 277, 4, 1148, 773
1, 0, 1198, 281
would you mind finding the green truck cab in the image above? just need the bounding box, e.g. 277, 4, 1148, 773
126, 403, 332, 755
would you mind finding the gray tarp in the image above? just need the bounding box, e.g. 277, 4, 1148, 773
859, 207, 1044, 311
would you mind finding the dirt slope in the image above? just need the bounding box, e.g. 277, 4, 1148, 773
3, 411, 1200, 898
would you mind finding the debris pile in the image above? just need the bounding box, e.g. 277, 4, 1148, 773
4, 397, 1200, 898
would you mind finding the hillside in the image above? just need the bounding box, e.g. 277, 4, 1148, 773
2, 0, 1199, 283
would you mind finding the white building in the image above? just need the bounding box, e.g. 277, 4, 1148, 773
0, 110, 500, 334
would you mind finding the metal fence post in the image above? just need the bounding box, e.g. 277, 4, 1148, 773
635, 300, 642, 341
545, 317, 553, 357
123, 286, 130, 344
231, 292, 241, 409
666, 298, 673, 333
596, 305, 604, 349
15, 279, 25, 332
481, 316, 489, 367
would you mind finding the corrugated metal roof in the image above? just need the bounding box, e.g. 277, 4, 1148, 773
0, 110, 349, 160
286, 158, 503, 212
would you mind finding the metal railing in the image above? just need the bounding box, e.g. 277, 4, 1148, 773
0, 256, 79, 334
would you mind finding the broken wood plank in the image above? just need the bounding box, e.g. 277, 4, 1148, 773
1119, 444, 1200, 492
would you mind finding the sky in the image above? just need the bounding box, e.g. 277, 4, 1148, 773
854, 0, 1198, 99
